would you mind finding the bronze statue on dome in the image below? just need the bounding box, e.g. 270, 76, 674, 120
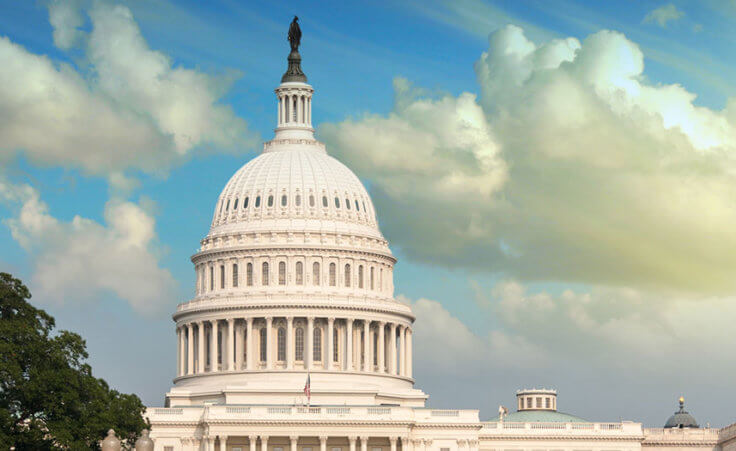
288, 16, 301, 52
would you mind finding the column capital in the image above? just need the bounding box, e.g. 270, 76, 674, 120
319, 436, 328, 442
249, 435, 258, 441
227, 317, 234, 324
424, 439, 433, 446
348, 436, 357, 443
261, 435, 270, 441
286, 316, 294, 322
327, 316, 335, 324
389, 437, 398, 444
246, 316, 254, 324
265, 315, 273, 321
360, 436, 369, 442
290, 436, 299, 442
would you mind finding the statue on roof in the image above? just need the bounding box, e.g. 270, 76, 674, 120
288, 16, 302, 52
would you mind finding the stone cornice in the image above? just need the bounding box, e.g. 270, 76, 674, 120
480, 434, 643, 441
192, 245, 396, 265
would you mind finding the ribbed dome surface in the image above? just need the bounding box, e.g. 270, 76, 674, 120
208, 143, 384, 241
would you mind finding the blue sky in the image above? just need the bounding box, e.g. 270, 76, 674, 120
1, 0, 736, 427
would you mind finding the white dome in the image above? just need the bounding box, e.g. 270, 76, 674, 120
208, 139, 384, 241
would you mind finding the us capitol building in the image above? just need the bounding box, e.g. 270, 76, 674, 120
145, 20, 736, 451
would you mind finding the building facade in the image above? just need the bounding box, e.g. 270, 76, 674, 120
146, 25, 736, 451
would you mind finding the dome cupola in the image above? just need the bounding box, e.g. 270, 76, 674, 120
664, 397, 700, 429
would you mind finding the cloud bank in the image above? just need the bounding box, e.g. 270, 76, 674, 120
0, 180, 176, 316
643, 4, 685, 28
0, 0, 258, 186
321, 25, 736, 295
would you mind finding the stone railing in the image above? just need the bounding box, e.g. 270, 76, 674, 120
176, 292, 406, 314
482, 421, 642, 436
643, 427, 720, 444
147, 405, 480, 423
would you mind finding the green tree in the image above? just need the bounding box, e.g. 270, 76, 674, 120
0, 272, 149, 450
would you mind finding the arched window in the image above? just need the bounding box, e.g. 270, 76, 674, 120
226, 199, 230, 211
220, 265, 225, 289
379, 268, 383, 291
312, 262, 320, 285
296, 261, 303, 285
232, 263, 238, 287
260, 328, 267, 362
262, 262, 269, 286
281, 194, 287, 207
277, 327, 286, 361
247, 263, 253, 286
344, 264, 351, 287
362, 201, 367, 212
309, 195, 315, 207
358, 265, 364, 288
313, 327, 322, 362
279, 261, 286, 285
233, 198, 239, 209
333, 327, 339, 362
292, 97, 297, 121
267, 195, 274, 207
255, 196, 261, 207
334, 197, 340, 208
370, 267, 374, 290
295, 327, 304, 361
209, 266, 214, 291
329, 263, 336, 286
296, 194, 301, 206
355, 199, 360, 211
346, 198, 351, 210
244, 197, 249, 208
322, 196, 328, 207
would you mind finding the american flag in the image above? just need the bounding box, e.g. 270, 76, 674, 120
304, 373, 311, 404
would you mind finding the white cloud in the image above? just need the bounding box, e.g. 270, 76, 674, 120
0, 180, 176, 316
321, 25, 736, 295
0, 1, 257, 185
643, 4, 685, 28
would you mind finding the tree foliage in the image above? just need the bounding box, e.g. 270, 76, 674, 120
0, 272, 149, 449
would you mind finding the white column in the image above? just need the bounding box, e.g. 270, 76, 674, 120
349, 437, 357, 451
261, 435, 269, 451
390, 437, 397, 451
249, 436, 257, 451
389, 323, 397, 375
187, 323, 194, 375
197, 321, 205, 373
378, 321, 386, 373
286, 316, 294, 370
327, 317, 335, 370
306, 316, 314, 370
362, 320, 370, 372
227, 318, 235, 371
320, 436, 327, 451
290, 436, 298, 451
207, 437, 215, 451
177, 327, 183, 376
220, 436, 228, 451
345, 318, 353, 371
407, 327, 413, 378
235, 319, 243, 370
399, 325, 406, 376
265, 316, 273, 369
210, 320, 219, 372
401, 438, 410, 451
246, 317, 254, 370
360, 436, 368, 451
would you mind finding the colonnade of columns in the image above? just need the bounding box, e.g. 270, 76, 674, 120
178, 434, 449, 451
277, 90, 312, 127
176, 316, 413, 378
